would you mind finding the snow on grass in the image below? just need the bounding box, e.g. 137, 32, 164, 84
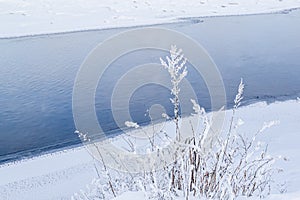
112, 100, 300, 200
1, 0, 300, 38
114, 190, 300, 200
0, 99, 300, 199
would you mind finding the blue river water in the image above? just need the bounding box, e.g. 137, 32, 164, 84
0, 9, 300, 163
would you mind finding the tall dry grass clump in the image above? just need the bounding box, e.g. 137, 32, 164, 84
72, 46, 281, 200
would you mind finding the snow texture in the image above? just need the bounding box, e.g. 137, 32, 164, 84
1, 0, 300, 38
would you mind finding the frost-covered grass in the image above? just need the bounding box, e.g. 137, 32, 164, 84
71, 47, 287, 200
1, 0, 300, 37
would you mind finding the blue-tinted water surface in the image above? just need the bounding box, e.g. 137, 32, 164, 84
0, 9, 300, 163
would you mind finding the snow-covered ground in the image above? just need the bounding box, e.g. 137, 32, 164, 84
1, 0, 300, 38
0, 100, 300, 199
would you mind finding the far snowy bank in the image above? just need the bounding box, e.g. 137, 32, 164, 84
1, 0, 300, 38
0, 99, 300, 199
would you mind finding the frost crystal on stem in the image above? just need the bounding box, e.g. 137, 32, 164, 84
234, 78, 244, 109
125, 121, 140, 129
160, 45, 188, 141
